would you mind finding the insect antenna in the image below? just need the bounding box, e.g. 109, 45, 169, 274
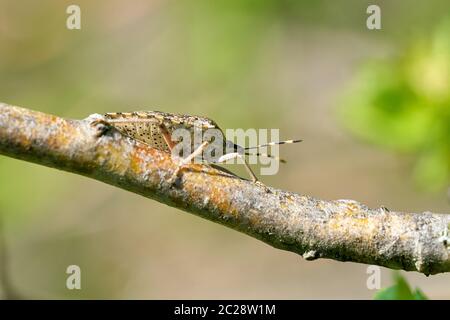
244, 152, 287, 163
244, 139, 302, 150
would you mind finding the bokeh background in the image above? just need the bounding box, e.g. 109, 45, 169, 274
0, 0, 449, 299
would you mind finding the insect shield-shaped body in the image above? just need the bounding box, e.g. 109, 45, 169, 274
101, 111, 301, 183
103, 111, 229, 161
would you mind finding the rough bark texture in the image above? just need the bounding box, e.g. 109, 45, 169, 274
0, 102, 449, 275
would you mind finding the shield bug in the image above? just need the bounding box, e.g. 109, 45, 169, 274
96, 111, 301, 184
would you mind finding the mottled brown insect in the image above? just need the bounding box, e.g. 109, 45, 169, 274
104, 111, 217, 152
100, 111, 301, 183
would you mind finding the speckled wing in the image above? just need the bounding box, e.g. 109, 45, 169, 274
103, 111, 171, 151
103, 111, 224, 153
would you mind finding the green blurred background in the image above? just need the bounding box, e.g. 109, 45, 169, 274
0, 0, 449, 299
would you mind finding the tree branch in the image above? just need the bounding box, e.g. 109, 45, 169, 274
0, 102, 449, 275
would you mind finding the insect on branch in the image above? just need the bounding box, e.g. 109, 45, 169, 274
0, 102, 449, 275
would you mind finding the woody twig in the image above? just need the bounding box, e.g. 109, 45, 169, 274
0, 102, 449, 275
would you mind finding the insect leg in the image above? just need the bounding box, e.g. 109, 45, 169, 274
158, 123, 177, 151
216, 152, 258, 183
89, 118, 114, 137
169, 141, 210, 184
179, 141, 210, 166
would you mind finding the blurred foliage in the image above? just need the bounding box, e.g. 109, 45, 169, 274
374, 272, 427, 300
340, 17, 450, 192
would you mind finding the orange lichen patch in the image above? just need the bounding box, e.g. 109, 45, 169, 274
327, 219, 377, 249
333, 200, 361, 215
280, 201, 288, 210
317, 202, 326, 211
328, 218, 344, 231
343, 208, 363, 219
180, 161, 235, 186
283, 194, 299, 204
46, 121, 74, 151
331, 200, 367, 219
14, 128, 33, 149
328, 214, 370, 234
207, 182, 239, 217
345, 202, 360, 213
349, 217, 370, 230
129, 149, 145, 174
94, 142, 133, 176
128, 142, 161, 174
275, 193, 298, 210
